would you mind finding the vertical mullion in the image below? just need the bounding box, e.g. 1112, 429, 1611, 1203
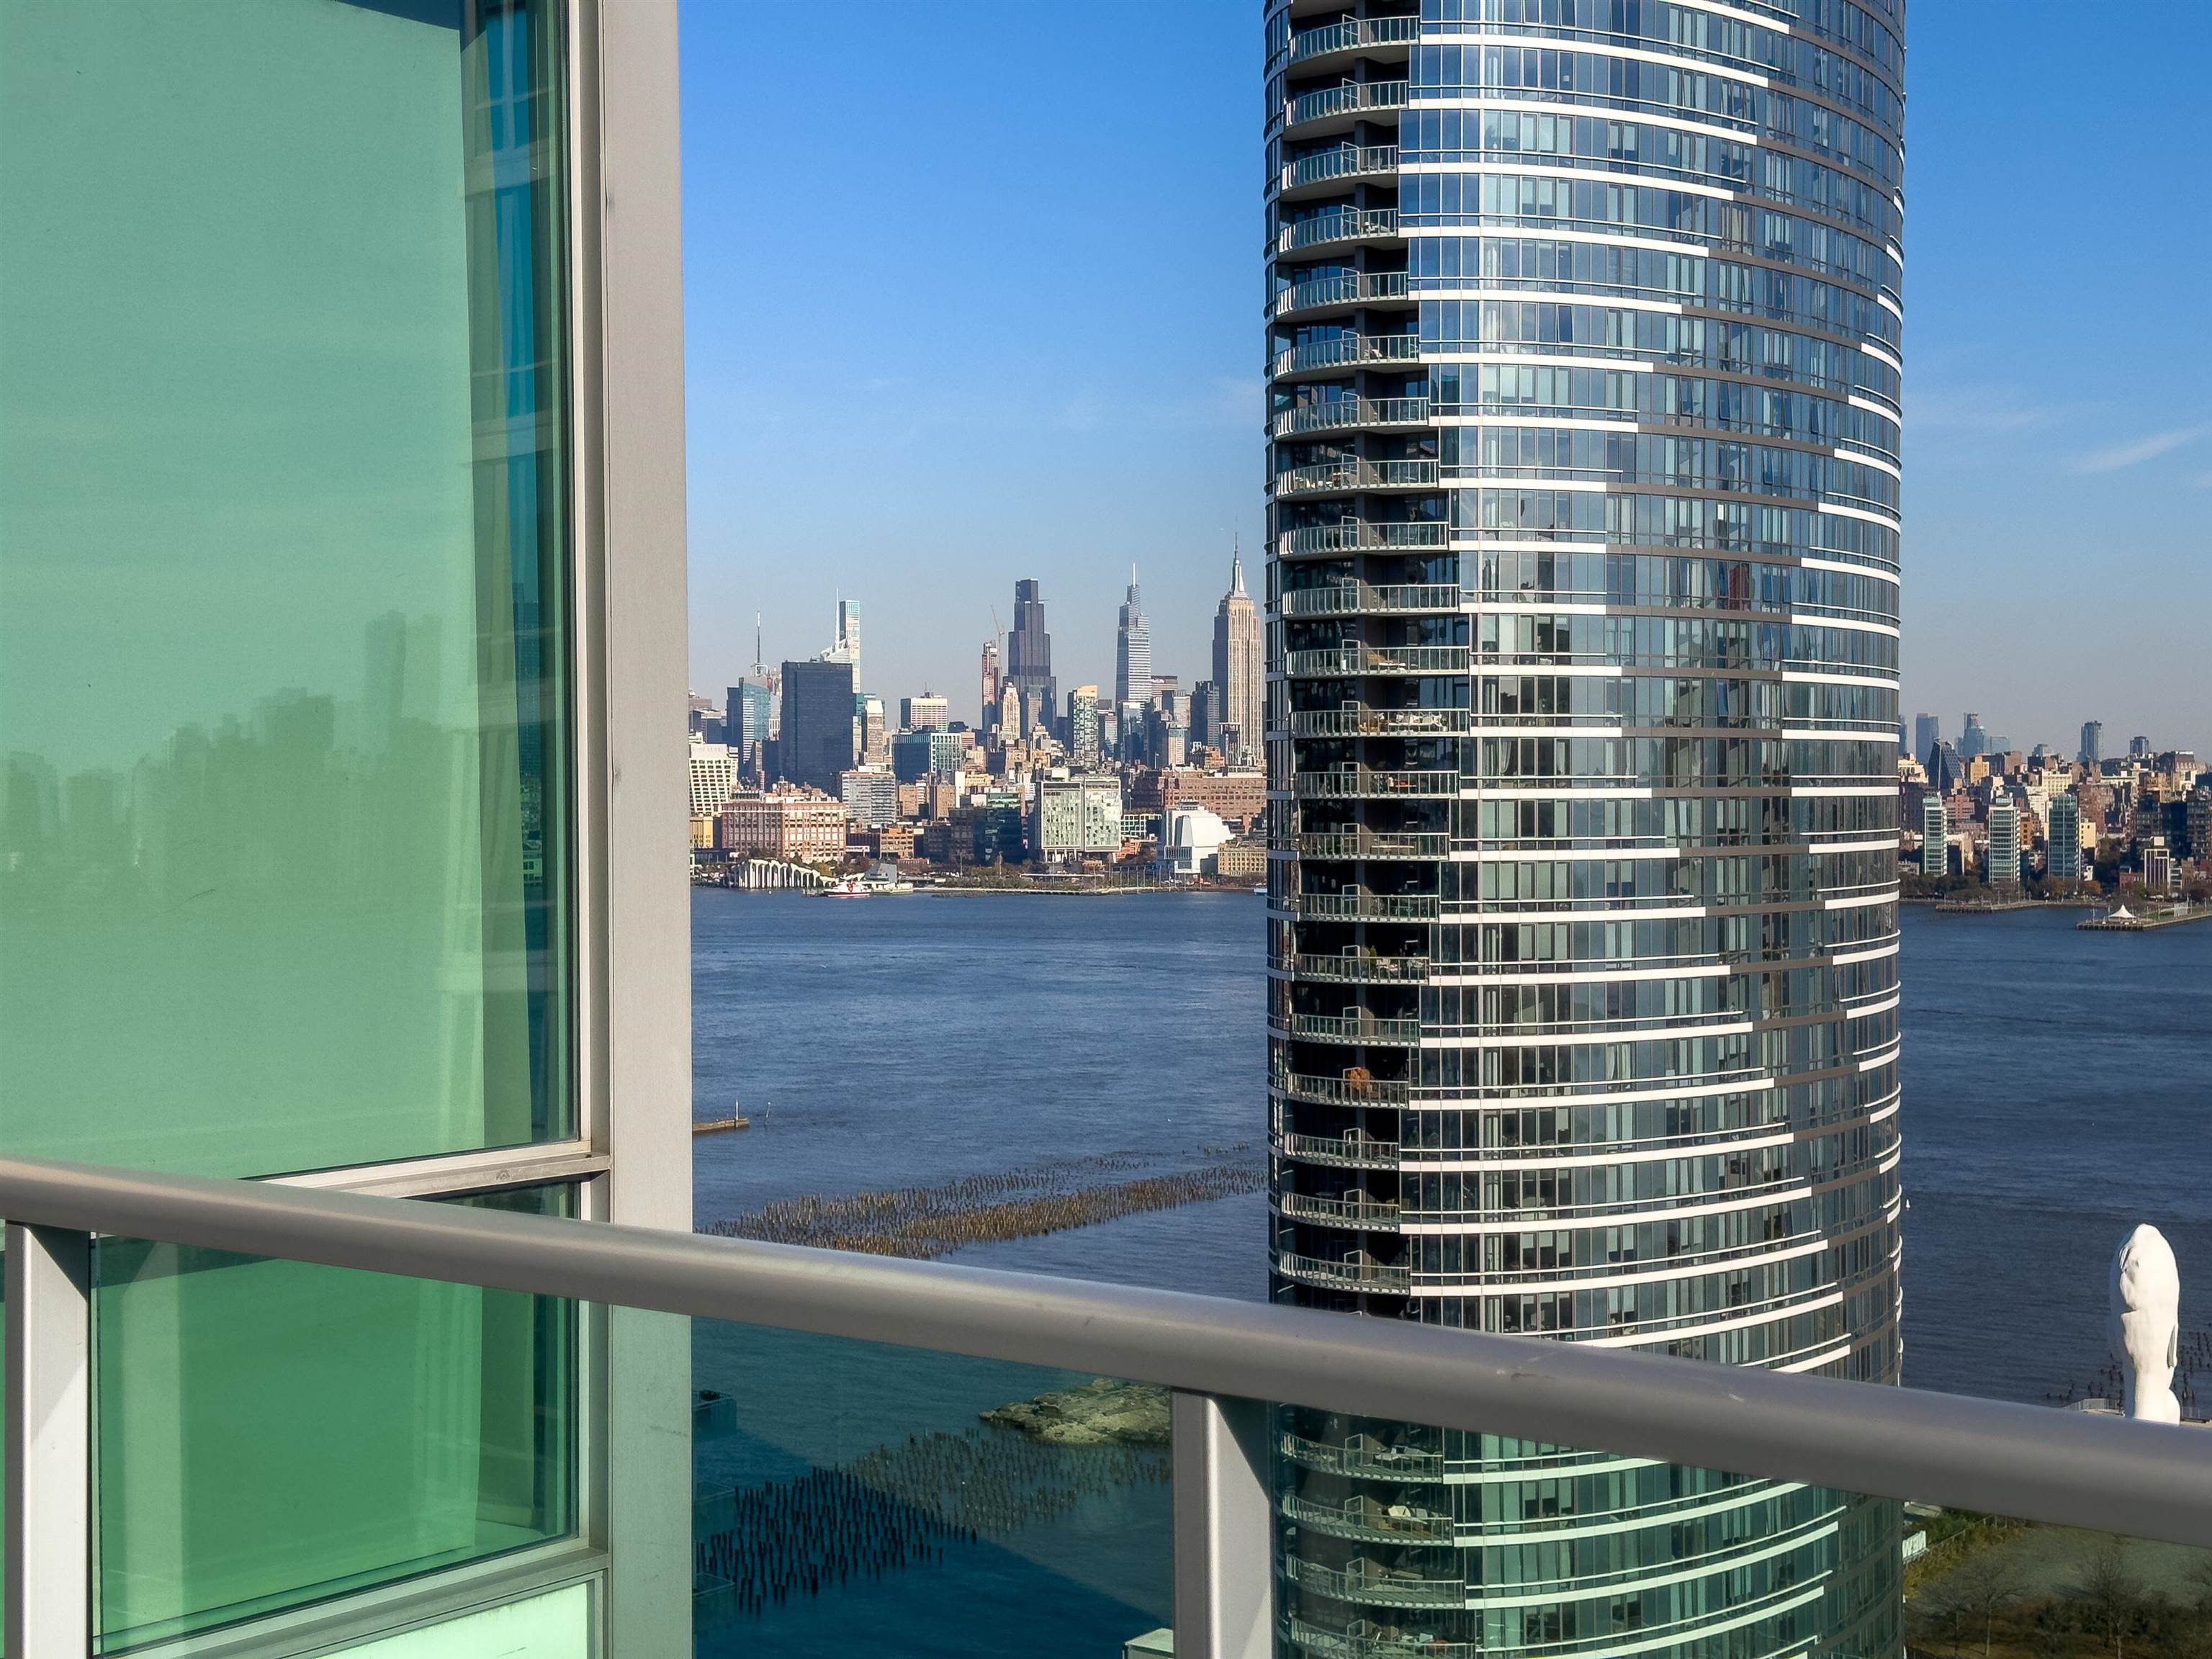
1172, 1390, 1275, 1659
5, 1223, 92, 1658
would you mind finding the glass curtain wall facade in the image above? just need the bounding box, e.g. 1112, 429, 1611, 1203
1263, 1, 1906, 1655
1, 1, 684, 1653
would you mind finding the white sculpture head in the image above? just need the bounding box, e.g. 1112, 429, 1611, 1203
2110, 1224, 2182, 1424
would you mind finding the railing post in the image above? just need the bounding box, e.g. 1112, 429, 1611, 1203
5, 1223, 92, 1658
1172, 1390, 1273, 1659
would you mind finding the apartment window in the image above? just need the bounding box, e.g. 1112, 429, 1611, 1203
0, 0, 575, 1178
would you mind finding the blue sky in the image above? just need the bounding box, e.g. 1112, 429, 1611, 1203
683, 1, 2211, 753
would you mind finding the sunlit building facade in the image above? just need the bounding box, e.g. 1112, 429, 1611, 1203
1263, 1, 1907, 1655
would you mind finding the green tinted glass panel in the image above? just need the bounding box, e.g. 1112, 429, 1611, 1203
328, 1583, 591, 1658
92, 1187, 577, 1650
0, 0, 572, 1176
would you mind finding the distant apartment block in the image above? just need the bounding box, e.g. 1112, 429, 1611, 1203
839, 768, 899, 830
900, 693, 950, 732
688, 740, 734, 817
1031, 775, 1124, 860
1921, 794, 1951, 877
2046, 791, 2082, 882
1987, 799, 2022, 889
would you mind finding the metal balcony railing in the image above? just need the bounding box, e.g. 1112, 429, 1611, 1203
1277, 144, 1399, 194
1271, 397, 1429, 438
1287, 708, 1473, 739
4, 1154, 2211, 1659
1274, 208, 1399, 256
1288, 950, 1432, 984
1272, 270, 1410, 318
1285, 15, 1420, 66
1295, 768, 1459, 801
1275, 1251, 1414, 1293
1283, 641, 1465, 675
1271, 333, 1420, 377
1281, 1491, 1453, 1543
1291, 894, 1440, 925
1274, 1190, 1406, 1229
1282, 80, 1409, 129
1276, 520, 1448, 554
1273, 461, 1439, 497
1294, 830, 1450, 860
1280, 1129, 1406, 1168
1276, 1071, 1413, 1107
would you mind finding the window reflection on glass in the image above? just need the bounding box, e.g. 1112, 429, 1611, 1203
0, 0, 573, 1177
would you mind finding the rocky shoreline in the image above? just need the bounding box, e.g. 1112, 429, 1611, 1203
981, 1378, 1172, 1447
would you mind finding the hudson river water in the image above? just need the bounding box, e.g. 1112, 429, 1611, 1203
690, 889, 2212, 1655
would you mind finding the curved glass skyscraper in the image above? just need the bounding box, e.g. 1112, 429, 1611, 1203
1264, 2, 1906, 1655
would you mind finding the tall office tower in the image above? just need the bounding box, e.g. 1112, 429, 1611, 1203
2047, 790, 2083, 882
1213, 547, 1264, 767
981, 636, 1002, 731
902, 693, 950, 732
2129, 734, 2151, 761
827, 595, 860, 669
778, 658, 857, 793
856, 691, 890, 768
1987, 798, 2021, 889
1923, 793, 1951, 877
1116, 570, 1153, 706
1069, 685, 1103, 769
1007, 579, 1056, 735
1264, 4, 1906, 1658
1915, 713, 1941, 769
1961, 711, 1988, 759
2080, 721, 2104, 766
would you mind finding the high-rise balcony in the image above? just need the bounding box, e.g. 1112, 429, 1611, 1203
1277, 144, 1400, 196
1275, 519, 1447, 554
1276, 1071, 1413, 1107
1273, 460, 1440, 497
1287, 707, 1475, 739
1295, 829, 1452, 860
1286, 1617, 1478, 1659
1274, 1251, 1416, 1295
1279, 1430, 1446, 1480
1272, 269, 1411, 318
1273, 208, 1401, 258
1281, 1492, 1454, 1544
1291, 892, 1442, 924
1271, 333, 1420, 377
1284, 15, 1421, 69
1282, 80, 1410, 132
1295, 768, 1459, 800
1282, 642, 1467, 676
1274, 1189, 1406, 1229
1271, 397, 1431, 438
1279, 1128, 1405, 1166
1287, 949, 1433, 983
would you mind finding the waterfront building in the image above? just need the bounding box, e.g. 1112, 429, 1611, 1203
780, 658, 858, 793
1032, 775, 1125, 861
2143, 837, 2177, 896
689, 740, 736, 819
1161, 803, 1234, 879
1069, 685, 1104, 769
2047, 791, 2083, 883
840, 767, 899, 831
1923, 793, 1952, 878
0, 1, 688, 1647
1915, 714, 1941, 769
2080, 721, 2104, 766
721, 789, 848, 863
1007, 578, 1056, 736
1987, 799, 2022, 890
1116, 570, 1153, 708
1264, 2, 1906, 1655
1213, 547, 1264, 768
902, 693, 950, 732
1128, 768, 1269, 835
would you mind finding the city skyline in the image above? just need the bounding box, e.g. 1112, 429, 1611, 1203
681, 1, 2211, 753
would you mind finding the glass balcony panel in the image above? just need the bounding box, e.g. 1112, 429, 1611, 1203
0, 0, 575, 1177
90, 1187, 577, 1652
688, 1317, 1173, 1659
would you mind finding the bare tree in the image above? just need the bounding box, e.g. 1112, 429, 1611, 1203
2080, 1539, 2141, 1659
1939, 1550, 2028, 1659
